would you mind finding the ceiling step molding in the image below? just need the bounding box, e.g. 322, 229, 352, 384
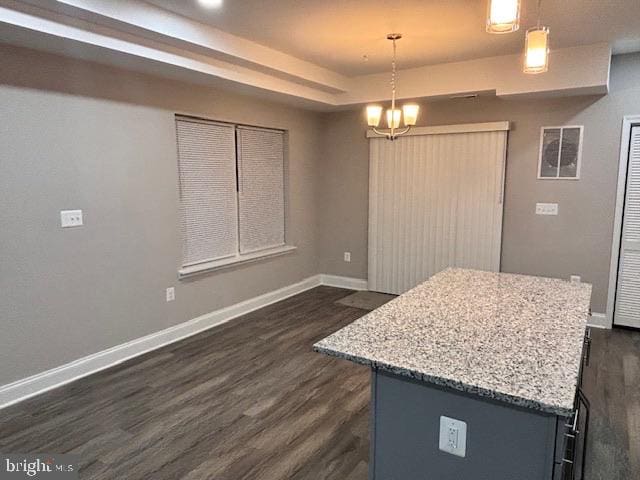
0, 0, 612, 109
339, 43, 611, 105
12, 0, 351, 93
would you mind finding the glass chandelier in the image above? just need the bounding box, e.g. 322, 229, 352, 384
366, 34, 419, 141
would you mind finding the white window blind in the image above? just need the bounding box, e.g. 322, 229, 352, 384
176, 117, 238, 267
237, 127, 285, 254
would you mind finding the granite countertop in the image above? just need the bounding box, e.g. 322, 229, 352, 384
314, 268, 592, 416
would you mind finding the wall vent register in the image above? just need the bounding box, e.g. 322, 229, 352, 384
175, 116, 293, 277
538, 126, 583, 179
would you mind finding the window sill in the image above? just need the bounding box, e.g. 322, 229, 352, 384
178, 245, 297, 279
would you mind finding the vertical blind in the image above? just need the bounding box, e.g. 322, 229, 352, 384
176, 116, 286, 268
368, 128, 507, 294
237, 127, 285, 253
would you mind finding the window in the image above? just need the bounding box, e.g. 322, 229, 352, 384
538, 126, 583, 179
175, 116, 293, 277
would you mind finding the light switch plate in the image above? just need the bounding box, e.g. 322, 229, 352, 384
535, 203, 558, 215
344, 252, 351, 262
439, 415, 467, 458
166, 287, 175, 302
60, 210, 83, 228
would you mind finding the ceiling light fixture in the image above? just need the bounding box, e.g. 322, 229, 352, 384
198, 0, 223, 8
366, 34, 419, 141
486, 0, 520, 34
524, 0, 550, 74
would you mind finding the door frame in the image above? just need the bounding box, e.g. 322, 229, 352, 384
606, 115, 640, 328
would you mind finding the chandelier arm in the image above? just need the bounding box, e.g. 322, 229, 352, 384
370, 125, 411, 141
394, 126, 411, 137
372, 127, 391, 138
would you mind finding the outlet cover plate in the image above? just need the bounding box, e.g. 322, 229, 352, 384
439, 415, 467, 458
60, 210, 83, 228
535, 203, 558, 215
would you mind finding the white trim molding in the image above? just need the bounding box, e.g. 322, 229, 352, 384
606, 114, 640, 329
320, 274, 368, 291
366, 121, 510, 138
588, 312, 608, 329
179, 246, 297, 279
0, 273, 367, 409
0, 275, 319, 409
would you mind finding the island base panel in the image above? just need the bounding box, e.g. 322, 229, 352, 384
370, 370, 566, 480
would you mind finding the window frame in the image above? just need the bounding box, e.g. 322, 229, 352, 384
175, 115, 294, 279
537, 125, 584, 180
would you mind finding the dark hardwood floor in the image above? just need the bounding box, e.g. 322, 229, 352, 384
0, 286, 638, 480
583, 326, 640, 480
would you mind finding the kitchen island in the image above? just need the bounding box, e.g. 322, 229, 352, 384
314, 268, 592, 480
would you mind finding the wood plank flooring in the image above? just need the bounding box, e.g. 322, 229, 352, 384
0, 287, 371, 479
582, 327, 640, 479
0, 286, 638, 480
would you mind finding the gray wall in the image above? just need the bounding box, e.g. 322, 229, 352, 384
0, 45, 324, 385
319, 53, 640, 314
2, 43, 639, 386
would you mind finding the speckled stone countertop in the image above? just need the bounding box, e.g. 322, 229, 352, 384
314, 268, 592, 416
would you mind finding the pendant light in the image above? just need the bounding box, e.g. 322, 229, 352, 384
524, 0, 550, 74
365, 34, 419, 141
486, 0, 521, 34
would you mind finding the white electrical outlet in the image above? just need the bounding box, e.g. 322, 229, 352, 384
570, 275, 581, 284
166, 287, 175, 302
439, 416, 467, 458
60, 210, 83, 228
344, 252, 351, 262
535, 203, 558, 216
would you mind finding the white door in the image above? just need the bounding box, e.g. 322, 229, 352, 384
615, 125, 640, 328
368, 127, 507, 294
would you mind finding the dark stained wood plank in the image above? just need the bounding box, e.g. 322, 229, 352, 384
582, 327, 640, 480
0, 286, 638, 480
0, 287, 372, 480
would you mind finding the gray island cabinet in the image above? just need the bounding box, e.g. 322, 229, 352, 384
314, 269, 592, 480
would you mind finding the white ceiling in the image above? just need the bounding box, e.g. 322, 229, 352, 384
145, 0, 640, 76
0, 0, 618, 107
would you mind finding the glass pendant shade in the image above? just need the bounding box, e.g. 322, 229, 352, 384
486, 0, 520, 34
402, 104, 419, 126
366, 105, 383, 127
386, 109, 402, 129
524, 26, 550, 74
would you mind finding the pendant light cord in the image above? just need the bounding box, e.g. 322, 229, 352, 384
391, 38, 397, 133
537, 0, 543, 27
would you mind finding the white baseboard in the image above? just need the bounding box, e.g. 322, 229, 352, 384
0, 274, 608, 409
320, 274, 368, 291
0, 274, 329, 410
588, 312, 609, 329
0, 273, 371, 410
